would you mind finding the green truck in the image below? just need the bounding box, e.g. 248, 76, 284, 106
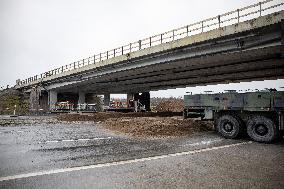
183, 90, 284, 143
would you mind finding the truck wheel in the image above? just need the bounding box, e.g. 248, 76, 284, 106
216, 115, 243, 139
247, 116, 279, 143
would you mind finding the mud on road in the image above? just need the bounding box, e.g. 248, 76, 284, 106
57, 112, 214, 138
103, 117, 213, 137
1, 113, 213, 138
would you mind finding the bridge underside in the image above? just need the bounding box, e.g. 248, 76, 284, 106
48, 22, 283, 94
60, 47, 283, 94
21, 12, 284, 111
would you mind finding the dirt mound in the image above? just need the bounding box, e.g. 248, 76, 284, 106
58, 113, 213, 138
57, 112, 182, 122
155, 98, 184, 112
103, 117, 213, 137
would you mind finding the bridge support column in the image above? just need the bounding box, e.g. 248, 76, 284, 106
29, 86, 41, 114
104, 94, 110, 106
141, 92, 151, 112
127, 93, 134, 107
281, 19, 284, 58
78, 91, 85, 104
133, 92, 151, 111
48, 90, 57, 111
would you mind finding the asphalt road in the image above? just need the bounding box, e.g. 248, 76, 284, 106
0, 117, 283, 189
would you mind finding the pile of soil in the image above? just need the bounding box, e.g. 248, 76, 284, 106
57, 112, 182, 122
58, 112, 213, 138
155, 98, 184, 112
103, 117, 213, 137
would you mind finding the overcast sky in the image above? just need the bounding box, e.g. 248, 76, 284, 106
0, 0, 283, 97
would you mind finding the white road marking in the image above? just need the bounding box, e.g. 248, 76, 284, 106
39, 137, 113, 144
93, 137, 112, 140
62, 139, 74, 142
0, 141, 252, 182
77, 138, 90, 141
186, 139, 223, 146
45, 141, 59, 143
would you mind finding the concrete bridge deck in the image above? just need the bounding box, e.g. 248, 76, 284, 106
13, 0, 284, 111
26, 11, 284, 93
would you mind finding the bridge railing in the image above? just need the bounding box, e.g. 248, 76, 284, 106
17, 0, 284, 87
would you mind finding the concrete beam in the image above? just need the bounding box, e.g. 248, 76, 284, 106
125, 67, 284, 93
74, 55, 283, 93
43, 28, 282, 92
99, 58, 283, 88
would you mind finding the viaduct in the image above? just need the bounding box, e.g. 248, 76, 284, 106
14, 0, 284, 112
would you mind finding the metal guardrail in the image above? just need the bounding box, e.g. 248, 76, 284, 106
17, 0, 284, 86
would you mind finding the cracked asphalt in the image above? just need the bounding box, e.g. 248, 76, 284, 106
0, 116, 283, 189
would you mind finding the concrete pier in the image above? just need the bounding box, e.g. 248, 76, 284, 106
141, 92, 151, 111
127, 93, 134, 107
29, 87, 41, 112
133, 92, 151, 111
104, 94, 110, 106
48, 90, 57, 110
78, 91, 85, 104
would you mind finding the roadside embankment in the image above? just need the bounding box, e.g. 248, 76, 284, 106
0, 89, 29, 115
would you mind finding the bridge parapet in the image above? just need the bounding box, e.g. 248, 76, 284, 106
16, 0, 284, 89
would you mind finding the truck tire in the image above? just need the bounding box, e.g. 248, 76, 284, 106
216, 115, 243, 139
247, 116, 279, 143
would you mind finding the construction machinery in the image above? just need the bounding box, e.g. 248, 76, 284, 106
184, 90, 284, 143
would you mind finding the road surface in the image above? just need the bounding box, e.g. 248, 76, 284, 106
0, 116, 283, 189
